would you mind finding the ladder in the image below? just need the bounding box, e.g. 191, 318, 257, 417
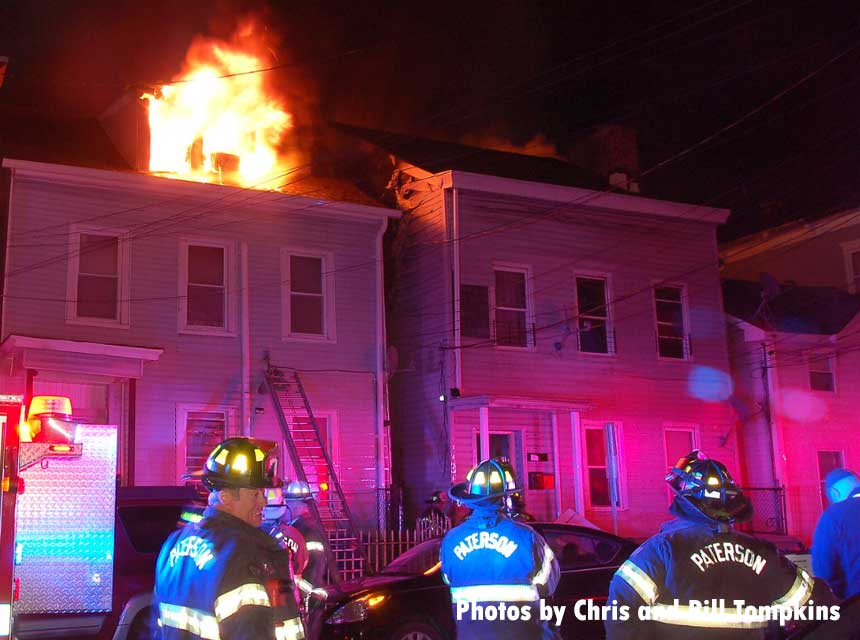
264, 366, 367, 584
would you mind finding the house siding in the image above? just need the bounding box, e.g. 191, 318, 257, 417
1, 164, 394, 528
390, 180, 734, 539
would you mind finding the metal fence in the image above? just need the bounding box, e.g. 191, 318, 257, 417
738, 487, 786, 535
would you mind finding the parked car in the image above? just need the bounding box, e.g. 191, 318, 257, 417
321, 523, 637, 640
15, 486, 204, 640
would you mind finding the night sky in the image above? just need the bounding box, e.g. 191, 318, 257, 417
2, 0, 859, 240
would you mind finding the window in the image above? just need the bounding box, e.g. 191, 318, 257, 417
176, 404, 235, 484
66, 226, 129, 326
583, 423, 624, 509
282, 250, 336, 341
460, 284, 490, 339
654, 285, 689, 359
575, 276, 612, 354
664, 425, 698, 501
542, 529, 622, 569
818, 450, 844, 509
809, 353, 836, 392
179, 240, 235, 334
840, 239, 860, 292
493, 267, 532, 348
475, 432, 514, 464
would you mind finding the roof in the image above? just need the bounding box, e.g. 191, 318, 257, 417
722, 278, 860, 335
334, 123, 607, 190
0, 104, 131, 171
279, 174, 383, 208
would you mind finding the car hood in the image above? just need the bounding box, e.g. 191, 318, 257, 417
328, 573, 427, 600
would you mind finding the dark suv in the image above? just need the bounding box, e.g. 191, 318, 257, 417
15, 486, 203, 640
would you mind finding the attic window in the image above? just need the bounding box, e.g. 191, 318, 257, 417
808, 353, 835, 392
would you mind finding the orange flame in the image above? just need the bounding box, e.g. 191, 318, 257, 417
142, 20, 293, 188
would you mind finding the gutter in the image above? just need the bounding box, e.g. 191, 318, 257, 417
1, 168, 14, 341
240, 241, 251, 436
452, 188, 462, 391
375, 218, 387, 525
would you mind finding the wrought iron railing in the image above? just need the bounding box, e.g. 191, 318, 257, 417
737, 486, 787, 535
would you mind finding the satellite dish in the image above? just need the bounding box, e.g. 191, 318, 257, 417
760, 272, 781, 301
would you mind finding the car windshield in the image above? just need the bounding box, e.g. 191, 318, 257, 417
380, 539, 441, 575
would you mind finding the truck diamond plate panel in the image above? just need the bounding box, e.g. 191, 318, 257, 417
13, 425, 117, 614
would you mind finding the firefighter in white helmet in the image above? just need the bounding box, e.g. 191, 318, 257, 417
281, 479, 330, 640
154, 437, 304, 640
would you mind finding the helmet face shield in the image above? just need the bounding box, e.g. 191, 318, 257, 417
201, 437, 281, 490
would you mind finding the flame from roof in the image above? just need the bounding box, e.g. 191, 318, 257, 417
142, 19, 292, 188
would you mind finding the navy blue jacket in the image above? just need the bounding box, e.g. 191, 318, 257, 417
812, 492, 860, 599
154, 507, 304, 640
440, 509, 559, 640
606, 498, 818, 640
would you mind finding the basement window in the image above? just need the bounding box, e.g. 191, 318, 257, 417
66, 226, 130, 328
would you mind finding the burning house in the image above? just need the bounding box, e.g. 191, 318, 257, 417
0, 22, 399, 540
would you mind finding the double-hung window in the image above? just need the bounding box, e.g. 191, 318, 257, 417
282, 249, 336, 341
841, 239, 860, 293
654, 285, 689, 359
583, 422, 625, 509
809, 353, 836, 392
177, 404, 235, 485
179, 240, 235, 334
493, 266, 532, 348
66, 226, 129, 326
575, 275, 612, 354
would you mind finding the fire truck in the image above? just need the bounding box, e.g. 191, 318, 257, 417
0, 394, 119, 639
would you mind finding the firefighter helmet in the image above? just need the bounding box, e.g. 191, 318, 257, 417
666, 450, 752, 523
824, 468, 860, 504
284, 479, 315, 501
449, 458, 521, 505
199, 437, 281, 491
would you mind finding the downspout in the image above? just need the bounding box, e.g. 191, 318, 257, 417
375, 218, 387, 522
1, 169, 15, 340
451, 188, 462, 391
762, 339, 792, 534
240, 241, 251, 436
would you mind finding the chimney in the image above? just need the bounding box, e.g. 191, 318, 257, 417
99, 91, 150, 172
568, 123, 640, 192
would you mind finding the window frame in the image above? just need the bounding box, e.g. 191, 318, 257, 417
817, 449, 845, 510
581, 421, 627, 510
840, 239, 860, 293
662, 423, 700, 502
175, 403, 237, 485
573, 272, 615, 356
490, 262, 535, 351
281, 247, 337, 343
178, 238, 237, 336
653, 283, 691, 361
807, 351, 837, 393
65, 224, 130, 328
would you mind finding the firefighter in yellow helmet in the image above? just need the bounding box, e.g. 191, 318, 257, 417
605, 450, 834, 639
440, 458, 560, 639
154, 437, 305, 640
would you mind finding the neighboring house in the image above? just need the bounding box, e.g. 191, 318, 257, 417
331, 126, 735, 539
0, 156, 399, 529
722, 211, 860, 543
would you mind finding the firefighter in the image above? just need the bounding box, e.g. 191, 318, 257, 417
605, 450, 831, 640
812, 468, 860, 599
440, 458, 560, 640
154, 437, 304, 640
284, 479, 330, 640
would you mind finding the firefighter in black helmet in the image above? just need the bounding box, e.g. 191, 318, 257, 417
154, 437, 305, 640
605, 450, 833, 640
